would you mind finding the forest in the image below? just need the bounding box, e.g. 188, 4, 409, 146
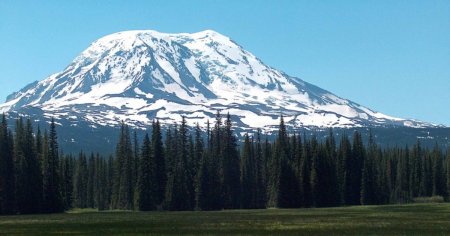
0, 112, 449, 214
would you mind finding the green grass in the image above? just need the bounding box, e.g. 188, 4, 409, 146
0, 203, 449, 235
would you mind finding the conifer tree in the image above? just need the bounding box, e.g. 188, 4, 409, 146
86, 153, 96, 208
254, 129, 267, 208
361, 132, 376, 205
344, 131, 364, 205
73, 152, 88, 208
165, 118, 192, 210
112, 122, 134, 210
300, 134, 312, 207
0, 114, 15, 214
135, 133, 155, 211
240, 134, 254, 208
152, 120, 165, 206
431, 144, 447, 198
60, 154, 74, 210
447, 149, 450, 200
337, 133, 350, 204
221, 113, 240, 209
42, 118, 63, 213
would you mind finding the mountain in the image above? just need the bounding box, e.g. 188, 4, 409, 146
0, 30, 446, 153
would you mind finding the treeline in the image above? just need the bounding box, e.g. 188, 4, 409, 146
0, 113, 449, 214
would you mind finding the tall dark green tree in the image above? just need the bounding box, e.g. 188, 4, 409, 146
240, 134, 255, 208
112, 122, 134, 210
221, 113, 240, 209
254, 129, 267, 208
42, 118, 63, 213
300, 134, 312, 207
73, 152, 88, 208
14, 118, 43, 213
360, 132, 376, 205
344, 131, 364, 205
135, 133, 155, 211
431, 144, 447, 198
165, 117, 192, 210
0, 114, 15, 214
60, 154, 74, 210
152, 120, 166, 206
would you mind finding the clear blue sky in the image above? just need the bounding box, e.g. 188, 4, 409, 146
1, 0, 449, 125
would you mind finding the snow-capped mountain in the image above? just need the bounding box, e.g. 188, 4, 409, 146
0, 29, 436, 132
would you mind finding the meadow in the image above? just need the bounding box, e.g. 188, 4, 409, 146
0, 203, 449, 235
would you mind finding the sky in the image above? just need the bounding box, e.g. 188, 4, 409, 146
0, 0, 449, 125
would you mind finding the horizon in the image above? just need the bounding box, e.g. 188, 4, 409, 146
0, 1, 449, 125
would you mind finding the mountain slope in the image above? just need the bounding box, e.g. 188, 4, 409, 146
0, 30, 436, 132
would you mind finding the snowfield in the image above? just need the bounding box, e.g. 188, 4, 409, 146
0, 29, 437, 130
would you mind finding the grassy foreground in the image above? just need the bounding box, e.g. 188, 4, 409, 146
0, 203, 449, 235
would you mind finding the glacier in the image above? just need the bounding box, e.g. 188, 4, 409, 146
0, 29, 437, 132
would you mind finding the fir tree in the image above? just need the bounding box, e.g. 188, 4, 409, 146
221, 113, 240, 209
112, 122, 134, 210
0, 114, 15, 214
42, 118, 63, 213
135, 133, 155, 211
240, 134, 254, 208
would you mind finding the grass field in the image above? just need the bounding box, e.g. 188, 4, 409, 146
0, 203, 449, 235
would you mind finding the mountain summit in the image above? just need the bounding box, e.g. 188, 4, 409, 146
0, 30, 434, 131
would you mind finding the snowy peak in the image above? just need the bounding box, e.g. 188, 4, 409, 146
0, 29, 438, 130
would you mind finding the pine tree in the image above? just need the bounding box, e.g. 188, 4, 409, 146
431, 144, 447, 198
86, 153, 96, 208
14, 118, 43, 213
240, 134, 254, 208
0, 114, 15, 214
447, 148, 450, 200
135, 133, 155, 211
300, 134, 312, 207
344, 131, 364, 205
165, 117, 192, 210
112, 122, 134, 210
42, 118, 63, 213
254, 129, 267, 208
310, 135, 320, 207
360, 131, 376, 205
337, 133, 351, 205
196, 121, 213, 210
409, 140, 423, 198
221, 113, 240, 209
392, 147, 411, 203
60, 154, 74, 210
151, 120, 165, 207
73, 152, 88, 208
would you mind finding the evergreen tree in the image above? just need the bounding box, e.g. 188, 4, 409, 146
221, 113, 240, 209
254, 129, 267, 208
135, 133, 155, 211
409, 140, 423, 198
86, 153, 95, 208
60, 154, 74, 210
447, 149, 450, 200
392, 147, 411, 203
240, 134, 254, 208
112, 122, 134, 210
361, 132, 376, 205
300, 134, 312, 207
337, 133, 351, 205
14, 118, 43, 213
0, 114, 15, 214
42, 118, 63, 213
431, 144, 447, 198
344, 131, 364, 205
165, 117, 192, 210
73, 152, 88, 208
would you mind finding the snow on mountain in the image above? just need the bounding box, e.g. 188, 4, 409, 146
0, 29, 437, 131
